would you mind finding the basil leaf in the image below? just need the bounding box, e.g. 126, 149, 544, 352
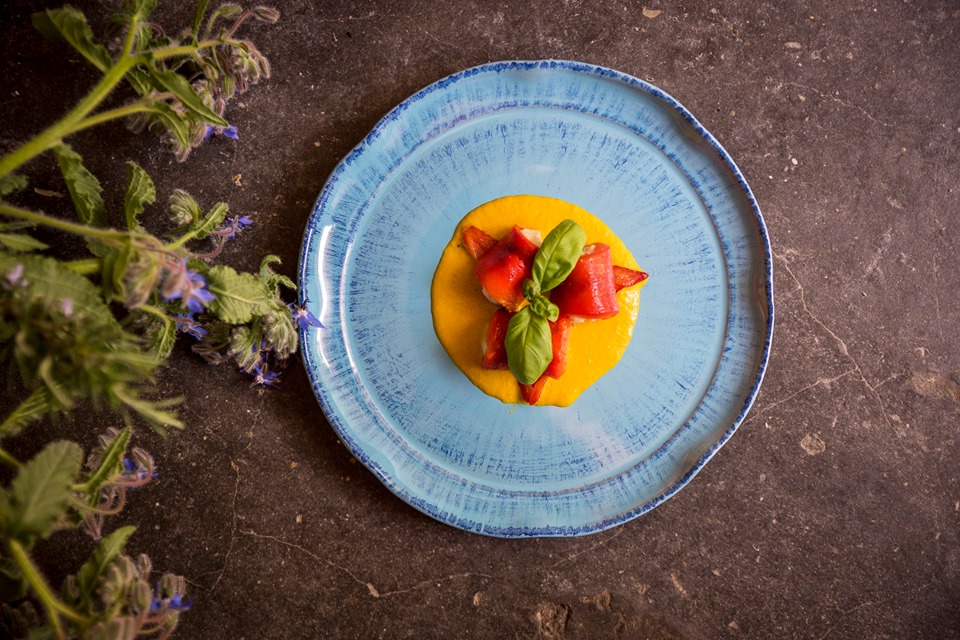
529, 295, 559, 322
505, 307, 552, 385
532, 219, 586, 292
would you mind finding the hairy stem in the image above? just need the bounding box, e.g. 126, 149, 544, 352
0, 56, 141, 178
0, 203, 129, 243
7, 539, 91, 637
0, 446, 21, 470
63, 258, 102, 275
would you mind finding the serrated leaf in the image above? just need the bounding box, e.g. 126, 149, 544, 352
191, 202, 229, 240
0, 173, 28, 197
123, 162, 155, 231
0, 387, 58, 439
206, 265, 273, 324
192, 0, 211, 39
32, 7, 112, 72
0, 254, 116, 328
147, 67, 228, 126
3, 441, 83, 545
146, 102, 192, 146
145, 315, 176, 362
125, 66, 154, 96
53, 144, 106, 228
79, 427, 130, 505
0, 233, 49, 252
76, 525, 136, 605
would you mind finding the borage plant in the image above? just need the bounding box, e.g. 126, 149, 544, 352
0, 2, 318, 638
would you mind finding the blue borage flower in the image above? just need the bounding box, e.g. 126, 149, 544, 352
289, 302, 323, 330
203, 124, 239, 141
150, 587, 192, 613
175, 313, 208, 340
249, 363, 281, 388
162, 260, 215, 314
3, 263, 25, 288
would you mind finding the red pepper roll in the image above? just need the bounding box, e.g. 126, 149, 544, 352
549, 243, 620, 319
472, 226, 540, 311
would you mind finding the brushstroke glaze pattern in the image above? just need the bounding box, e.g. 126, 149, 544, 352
298, 60, 773, 537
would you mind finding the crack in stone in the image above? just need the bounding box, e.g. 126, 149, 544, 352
779, 81, 896, 128
774, 252, 894, 431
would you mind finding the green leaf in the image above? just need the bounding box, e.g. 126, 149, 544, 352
206, 265, 273, 324
532, 219, 586, 292
191, 202, 229, 240
0, 173, 28, 197
53, 144, 106, 228
76, 525, 136, 605
505, 307, 553, 385
145, 315, 177, 362
259, 255, 296, 293
529, 295, 559, 322
123, 162, 155, 231
2, 441, 83, 545
78, 427, 130, 505
147, 67, 228, 126
32, 7, 112, 72
0, 232, 49, 252
0, 254, 116, 328
192, 0, 211, 39
0, 387, 58, 440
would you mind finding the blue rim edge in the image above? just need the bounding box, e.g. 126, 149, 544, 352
297, 59, 775, 538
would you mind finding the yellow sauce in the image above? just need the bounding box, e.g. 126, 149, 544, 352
431, 195, 646, 406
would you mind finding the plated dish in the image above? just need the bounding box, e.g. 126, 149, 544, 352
298, 60, 773, 537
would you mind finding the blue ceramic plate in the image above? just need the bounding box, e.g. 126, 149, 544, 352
298, 60, 773, 537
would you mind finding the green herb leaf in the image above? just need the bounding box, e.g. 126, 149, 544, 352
0, 232, 49, 252
0, 253, 115, 326
191, 201, 229, 240
206, 265, 273, 324
0, 387, 58, 440
147, 67, 228, 126
192, 0, 211, 39
0, 173, 28, 197
1, 441, 83, 546
532, 219, 586, 292
528, 295, 559, 322
32, 7, 112, 72
505, 307, 553, 385
123, 162, 155, 231
77, 427, 130, 506
0, 557, 26, 602
145, 314, 177, 362
76, 525, 136, 605
53, 144, 107, 247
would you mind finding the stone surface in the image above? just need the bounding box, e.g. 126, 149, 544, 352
1, 0, 958, 638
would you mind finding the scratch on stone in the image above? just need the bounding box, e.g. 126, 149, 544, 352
817, 582, 932, 639
240, 528, 495, 598
780, 81, 896, 128
747, 369, 857, 420
932, 255, 944, 340
670, 572, 689, 597
549, 527, 625, 568
864, 227, 893, 277
205, 447, 250, 594
775, 252, 894, 431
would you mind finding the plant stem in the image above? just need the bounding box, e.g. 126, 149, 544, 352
68, 102, 156, 137
7, 539, 91, 637
0, 56, 141, 178
0, 203, 127, 243
152, 39, 223, 60
63, 258, 102, 275
0, 446, 20, 470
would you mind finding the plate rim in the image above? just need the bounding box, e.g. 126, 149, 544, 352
298, 59, 774, 537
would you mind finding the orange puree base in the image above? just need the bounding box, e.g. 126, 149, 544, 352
430, 195, 646, 407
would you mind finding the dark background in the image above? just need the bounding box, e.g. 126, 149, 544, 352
2, 1, 959, 638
